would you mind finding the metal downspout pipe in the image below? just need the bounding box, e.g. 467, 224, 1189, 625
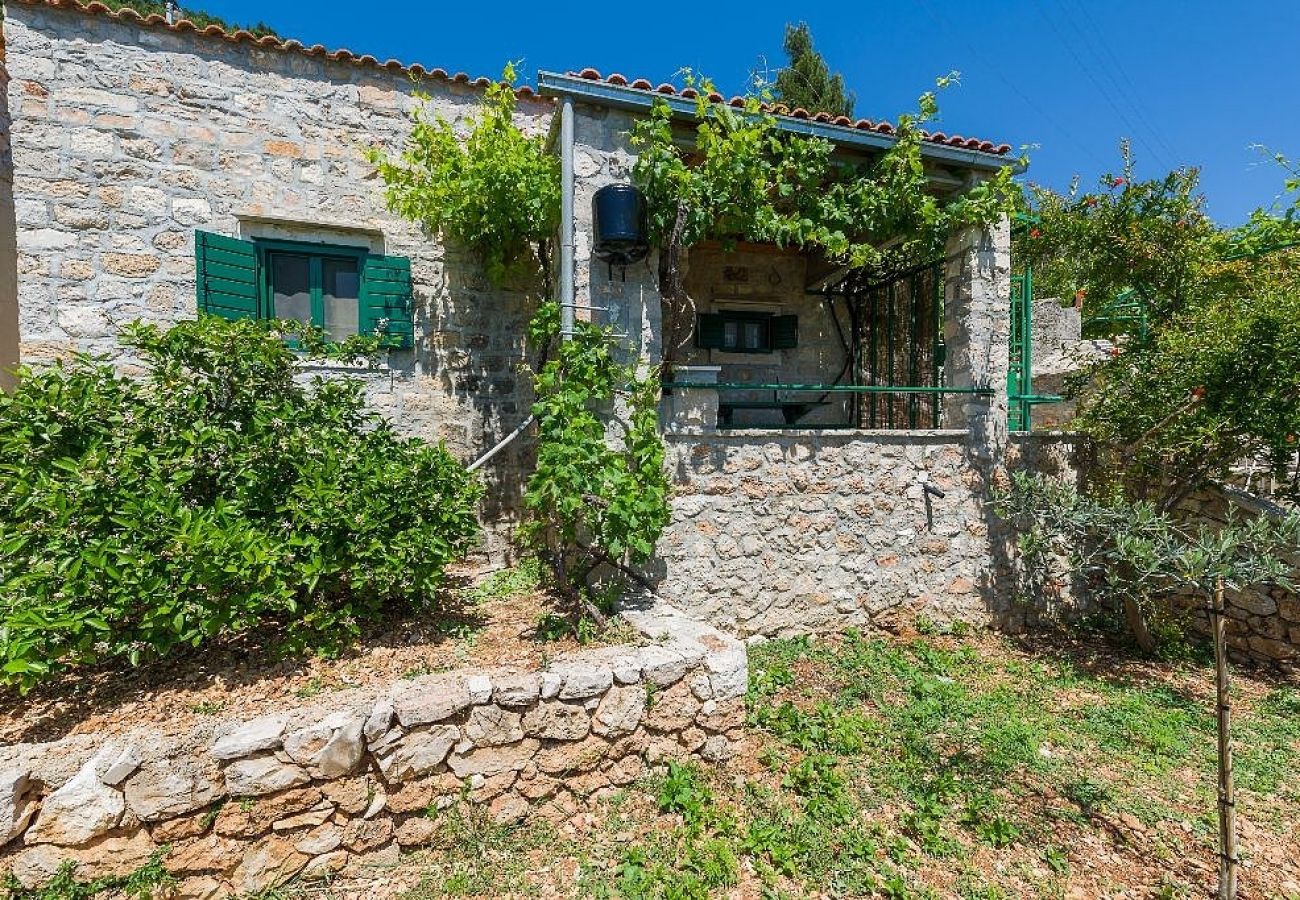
559, 96, 576, 340
467, 96, 575, 474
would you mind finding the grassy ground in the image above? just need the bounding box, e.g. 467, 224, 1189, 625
322, 625, 1300, 900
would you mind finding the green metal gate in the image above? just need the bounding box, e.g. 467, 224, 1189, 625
1008, 268, 1033, 432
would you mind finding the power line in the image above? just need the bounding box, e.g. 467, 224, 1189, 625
1057, 0, 1182, 167
1031, 0, 1175, 172
915, 0, 1112, 174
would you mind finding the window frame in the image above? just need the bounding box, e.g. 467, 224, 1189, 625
253, 238, 370, 340
717, 310, 775, 354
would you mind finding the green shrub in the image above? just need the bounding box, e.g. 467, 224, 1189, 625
0, 316, 482, 690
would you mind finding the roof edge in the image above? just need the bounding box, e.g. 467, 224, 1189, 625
8, 0, 548, 102
538, 70, 1020, 173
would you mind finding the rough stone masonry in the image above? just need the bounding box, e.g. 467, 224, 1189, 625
0, 600, 747, 898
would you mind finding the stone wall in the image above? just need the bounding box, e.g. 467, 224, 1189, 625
1174, 488, 1300, 668
2, 3, 554, 552
0, 601, 747, 896
649, 429, 1085, 638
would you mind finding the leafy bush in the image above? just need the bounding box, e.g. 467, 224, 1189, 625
0, 316, 482, 690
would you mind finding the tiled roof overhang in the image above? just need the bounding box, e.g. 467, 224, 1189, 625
540, 69, 1020, 173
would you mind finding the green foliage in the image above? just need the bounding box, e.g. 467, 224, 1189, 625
522, 302, 671, 599
772, 22, 855, 118
2, 851, 173, 900
0, 316, 482, 690
995, 472, 1300, 648
1017, 144, 1223, 331
370, 64, 559, 286
98, 0, 278, 37
630, 74, 1019, 276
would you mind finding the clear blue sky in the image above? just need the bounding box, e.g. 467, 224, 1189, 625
206, 0, 1300, 226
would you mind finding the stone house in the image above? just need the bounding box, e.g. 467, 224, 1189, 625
2, 0, 1049, 635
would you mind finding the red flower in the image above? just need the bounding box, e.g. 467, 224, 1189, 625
1191, 386, 1206, 400
1109, 346, 1121, 358
1030, 228, 1042, 239
1085, 197, 1099, 207
1112, 177, 1126, 187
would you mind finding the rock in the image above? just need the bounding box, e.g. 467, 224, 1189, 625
295, 821, 344, 855
606, 755, 643, 786
447, 739, 540, 779
210, 716, 287, 761
696, 698, 745, 733
390, 675, 472, 727
466, 673, 493, 703
320, 776, 374, 815
637, 646, 691, 687
230, 834, 309, 895
345, 840, 400, 872
224, 755, 311, 797
394, 816, 437, 847
539, 672, 563, 700
341, 816, 394, 853
300, 850, 349, 879
99, 746, 142, 786
535, 735, 611, 776
554, 663, 613, 700
464, 705, 525, 746
148, 811, 211, 843
699, 735, 733, 763
173, 875, 230, 900
271, 802, 334, 832
0, 769, 38, 846
283, 713, 365, 778
9, 829, 155, 889
214, 787, 321, 838
488, 793, 530, 825
492, 673, 540, 708
375, 725, 459, 782
645, 681, 701, 732
522, 702, 591, 741
363, 700, 394, 744
363, 788, 387, 819
591, 686, 646, 738
167, 835, 243, 875
124, 759, 221, 822
25, 754, 125, 846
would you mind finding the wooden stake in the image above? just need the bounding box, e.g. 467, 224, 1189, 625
1213, 575, 1238, 900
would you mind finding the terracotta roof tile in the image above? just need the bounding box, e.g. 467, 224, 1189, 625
11, 0, 543, 100
12, 3, 1013, 157
563, 67, 1012, 156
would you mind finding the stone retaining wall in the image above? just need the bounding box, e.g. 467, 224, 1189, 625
650, 430, 1084, 638
1175, 488, 1300, 667
0, 602, 746, 897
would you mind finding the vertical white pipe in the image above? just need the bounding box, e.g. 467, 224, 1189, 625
559, 97, 575, 340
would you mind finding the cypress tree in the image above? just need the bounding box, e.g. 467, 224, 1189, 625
773, 22, 856, 119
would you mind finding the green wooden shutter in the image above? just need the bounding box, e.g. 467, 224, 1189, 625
772, 315, 798, 350
360, 254, 415, 349
195, 230, 260, 320
696, 313, 725, 349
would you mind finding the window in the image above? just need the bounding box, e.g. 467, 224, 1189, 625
194, 230, 414, 348
696, 311, 798, 353
266, 249, 362, 343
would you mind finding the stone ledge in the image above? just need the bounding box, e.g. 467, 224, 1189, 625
0, 599, 747, 896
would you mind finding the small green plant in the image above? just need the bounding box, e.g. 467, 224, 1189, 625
188, 700, 225, 716
657, 761, 712, 827
2, 850, 173, 900
466, 557, 542, 604
293, 677, 325, 700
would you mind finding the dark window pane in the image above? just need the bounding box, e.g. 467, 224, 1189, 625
723, 321, 739, 349
322, 257, 360, 341
270, 254, 311, 325
743, 321, 765, 350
